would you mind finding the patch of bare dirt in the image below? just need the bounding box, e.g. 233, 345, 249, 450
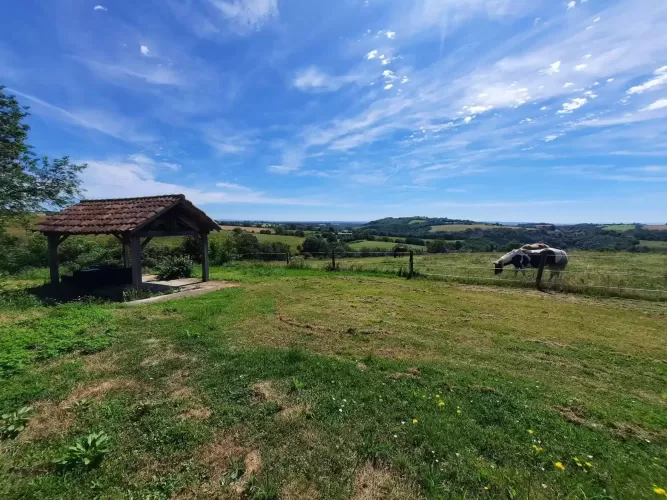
277, 404, 309, 420
233, 450, 262, 494
178, 406, 212, 421
611, 422, 667, 442
529, 339, 576, 350
170, 387, 195, 400
21, 379, 140, 441
141, 345, 194, 367
356, 362, 369, 371
281, 480, 320, 500
183, 430, 262, 498
352, 463, 417, 500
82, 350, 122, 374
555, 405, 599, 429
252, 381, 282, 403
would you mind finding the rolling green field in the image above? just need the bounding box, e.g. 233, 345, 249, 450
429, 224, 517, 232
1, 264, 666, 499
602, 225, 637, 232
641, 240, 667, 249
348, 240, 425, 251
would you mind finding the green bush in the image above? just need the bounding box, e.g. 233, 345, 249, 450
156, 256, 194, 281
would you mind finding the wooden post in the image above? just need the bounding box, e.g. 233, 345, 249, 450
130, 234, 142, 287
535, 252, 547, 290
122, 236, 130, 268
47, 233, 60, 285
201, 232, 209, 282
331, 248, 336, 269
408, 250, 414, 279
286, 252, 290, 265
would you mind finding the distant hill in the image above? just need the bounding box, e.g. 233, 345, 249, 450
362, 217, 504, 236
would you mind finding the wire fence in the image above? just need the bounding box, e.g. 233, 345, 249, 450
224, 250, 667, 301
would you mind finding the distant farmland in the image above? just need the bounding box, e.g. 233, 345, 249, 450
430, 223, 517, 232
218, 225, 273, 233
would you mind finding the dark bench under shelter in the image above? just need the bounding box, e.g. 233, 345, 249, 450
37, 194, 220, 287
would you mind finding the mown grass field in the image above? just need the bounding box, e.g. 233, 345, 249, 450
601, 225, 636, 232
1, 263, 666, 499
641, 240, 667, 249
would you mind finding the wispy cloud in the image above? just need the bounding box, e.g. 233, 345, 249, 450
292, 66, 359, 92
208, 0, 278, 34
93, 5, 107, 12
627, 66, 667, 94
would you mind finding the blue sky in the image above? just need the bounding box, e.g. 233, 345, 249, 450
2, 0, 667, 223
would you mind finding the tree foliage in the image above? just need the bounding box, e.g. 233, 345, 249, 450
0, 86, 86, 226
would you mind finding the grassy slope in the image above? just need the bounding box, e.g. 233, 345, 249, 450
348, 240, 425, 250
1, 267, 666, 498
641, 240, 667, 249
602, 225, 636, 232
429, 224, 516, 232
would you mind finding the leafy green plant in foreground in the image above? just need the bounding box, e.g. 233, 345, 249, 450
54, 431, 111, 470
0, 405, 32, 439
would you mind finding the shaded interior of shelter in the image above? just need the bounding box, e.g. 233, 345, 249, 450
22, 275, 210, 304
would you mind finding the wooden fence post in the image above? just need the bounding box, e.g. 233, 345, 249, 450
331, 248, 336, 269
286, 252, 290, 265
408, 250, 414, 279
535, 252, 547, 290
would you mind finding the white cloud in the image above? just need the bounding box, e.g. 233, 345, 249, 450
541, 61, 561, 75
401, 76, 409, 84
384, 84, 393, 90
463, 116, 473, 123
627, 65, 667, 94
292, 66, 358, 92
545, 134, 563, 142
366, 50, 378, 60
468, 105, 492, 113
557, 97, 587, 113
540, 106, 549, 111
642, 99, 667, 111
140, 45, 150, 56
567, 1, 576, 10
382, 58, 391, 66
563, 82, 573, 88
268, 165, 299, 174
382, 69, 396, 79
80, 157, 317, 205
582, 54, 592, 60
607, 78, 615, 82
7, 88, 156, 143
378, 30, 396, 39
215, 182, 252, 190
93, 5, 107, 11
209, 0, 278, 34
575, 64, 587, 71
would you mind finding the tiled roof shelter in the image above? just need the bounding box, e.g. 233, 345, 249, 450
37, 195, 220, 286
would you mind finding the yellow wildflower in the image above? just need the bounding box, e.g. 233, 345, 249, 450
438, 401, 445, 407
554, 462, 565, 471
412, 418, 418, 424
483, 486, 489, 491
532, 445, 544, 452
654, 486, 667, 496
527, 429, 534, 435
457, 409, 462, 415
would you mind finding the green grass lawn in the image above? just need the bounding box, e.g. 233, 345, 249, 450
1, 264, 666, 498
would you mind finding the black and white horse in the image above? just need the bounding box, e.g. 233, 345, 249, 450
494, 247, 568, 280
